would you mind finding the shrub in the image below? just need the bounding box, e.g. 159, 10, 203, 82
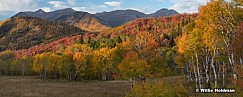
125, 80, 188, 97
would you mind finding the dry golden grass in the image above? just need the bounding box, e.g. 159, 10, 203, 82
0, 76, 239, 97
0, 76, 130, 97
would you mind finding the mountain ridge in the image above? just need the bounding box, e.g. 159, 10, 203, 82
13, 8, 110, 32
13, 8, 178, 28
95, 8, 178, 27
147, 8, 178, 17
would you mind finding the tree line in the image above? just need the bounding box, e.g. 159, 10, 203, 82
0, 31, 179, 82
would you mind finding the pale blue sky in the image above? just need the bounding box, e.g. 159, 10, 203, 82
0, 0, 209, 20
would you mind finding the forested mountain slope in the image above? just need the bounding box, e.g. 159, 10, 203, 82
13, 8, 110, 32
10, 14, 196, 58
55, 12, 110, 32
0, 16, 85, 51
99, 14, 197, 47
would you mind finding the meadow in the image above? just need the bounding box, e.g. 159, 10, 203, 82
0, 76, 130, 97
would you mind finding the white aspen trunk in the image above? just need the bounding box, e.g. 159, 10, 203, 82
220, 4, 238, 80
205, 55, 210, 88
192, 56, 198, 89
204, 48, 210, 88
228, 54, 233, 66
193, 65, 198, 89
102, 73, 107, 81
211, 48, 217, 88
224, 35, 237, 81
231, 53, 237, 80
231, 53, 235, 66
195, 51, 201, 89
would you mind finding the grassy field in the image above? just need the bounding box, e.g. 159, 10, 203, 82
0, 76, 239, 97
0, 76, 130, 97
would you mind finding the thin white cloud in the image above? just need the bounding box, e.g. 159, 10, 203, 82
104, 1, 122, 7
125, 7, 152, 14
67, 0, 76, 6
126, 8, 140, 11
170, 0, 209, 13
41, 7, 51, 12
73, 7, 87, 11
48, 1, 65, 8
0, 0, 36, 12
73, 4, 108, 13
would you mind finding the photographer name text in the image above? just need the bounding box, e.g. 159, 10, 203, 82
196, 88, 235, 93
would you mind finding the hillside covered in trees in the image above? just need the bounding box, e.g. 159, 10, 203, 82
55, 12, 110, 32
99, 13, 197, 48
0, 12, 195, 81
0, 16, 85, 51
